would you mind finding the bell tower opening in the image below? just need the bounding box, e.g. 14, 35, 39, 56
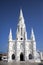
12, 54, 15, 60
20, 53, 24, 61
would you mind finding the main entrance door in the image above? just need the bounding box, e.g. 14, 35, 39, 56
12, 54, 15, 60
29, 54, 33, 59
20, 53, 24, 61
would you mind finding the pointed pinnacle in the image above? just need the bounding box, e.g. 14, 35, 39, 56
9, 28, 12, 36
31, 28, 34, 35
20, 9, 23, 18
9, 28, 12, 40
31, 28, 35, 41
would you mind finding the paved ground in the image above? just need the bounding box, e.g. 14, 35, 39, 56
0, 61, 43, 65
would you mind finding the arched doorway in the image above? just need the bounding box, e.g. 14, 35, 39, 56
29, 54, 33, 59
20, 53, 24, 61
0, 54, 2, 61
12, 54, 15, 60
0, 57, 2, 61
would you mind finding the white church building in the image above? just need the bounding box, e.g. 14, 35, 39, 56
8, 9, 41, 62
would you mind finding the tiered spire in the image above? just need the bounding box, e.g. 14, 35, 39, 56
9, 28, 12, 41
31, 28, 35, 41
16, 9, 27, 40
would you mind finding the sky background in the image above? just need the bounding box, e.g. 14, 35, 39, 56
0, 0, 43, 53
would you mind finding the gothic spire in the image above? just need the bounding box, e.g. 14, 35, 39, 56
19, 9, 25, 25
9, 28, 12, 41
31, 28, 35, 41
19, 9, 23, 18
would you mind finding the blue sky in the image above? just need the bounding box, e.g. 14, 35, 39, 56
0, 0, 43, 53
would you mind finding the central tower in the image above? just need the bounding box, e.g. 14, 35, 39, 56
16, 9, 28, 61
16, 9, 27, 41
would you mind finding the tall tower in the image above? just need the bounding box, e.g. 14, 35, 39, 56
31, 28, 36, 60
8, 29, 14, 62
16, 9, 27, 61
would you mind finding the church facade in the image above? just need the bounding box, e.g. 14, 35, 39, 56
8, 9, 41, 62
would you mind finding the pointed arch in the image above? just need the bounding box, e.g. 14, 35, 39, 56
29, 54, 33, 59
20, 53, 24, 61
12, 54, 15, 60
